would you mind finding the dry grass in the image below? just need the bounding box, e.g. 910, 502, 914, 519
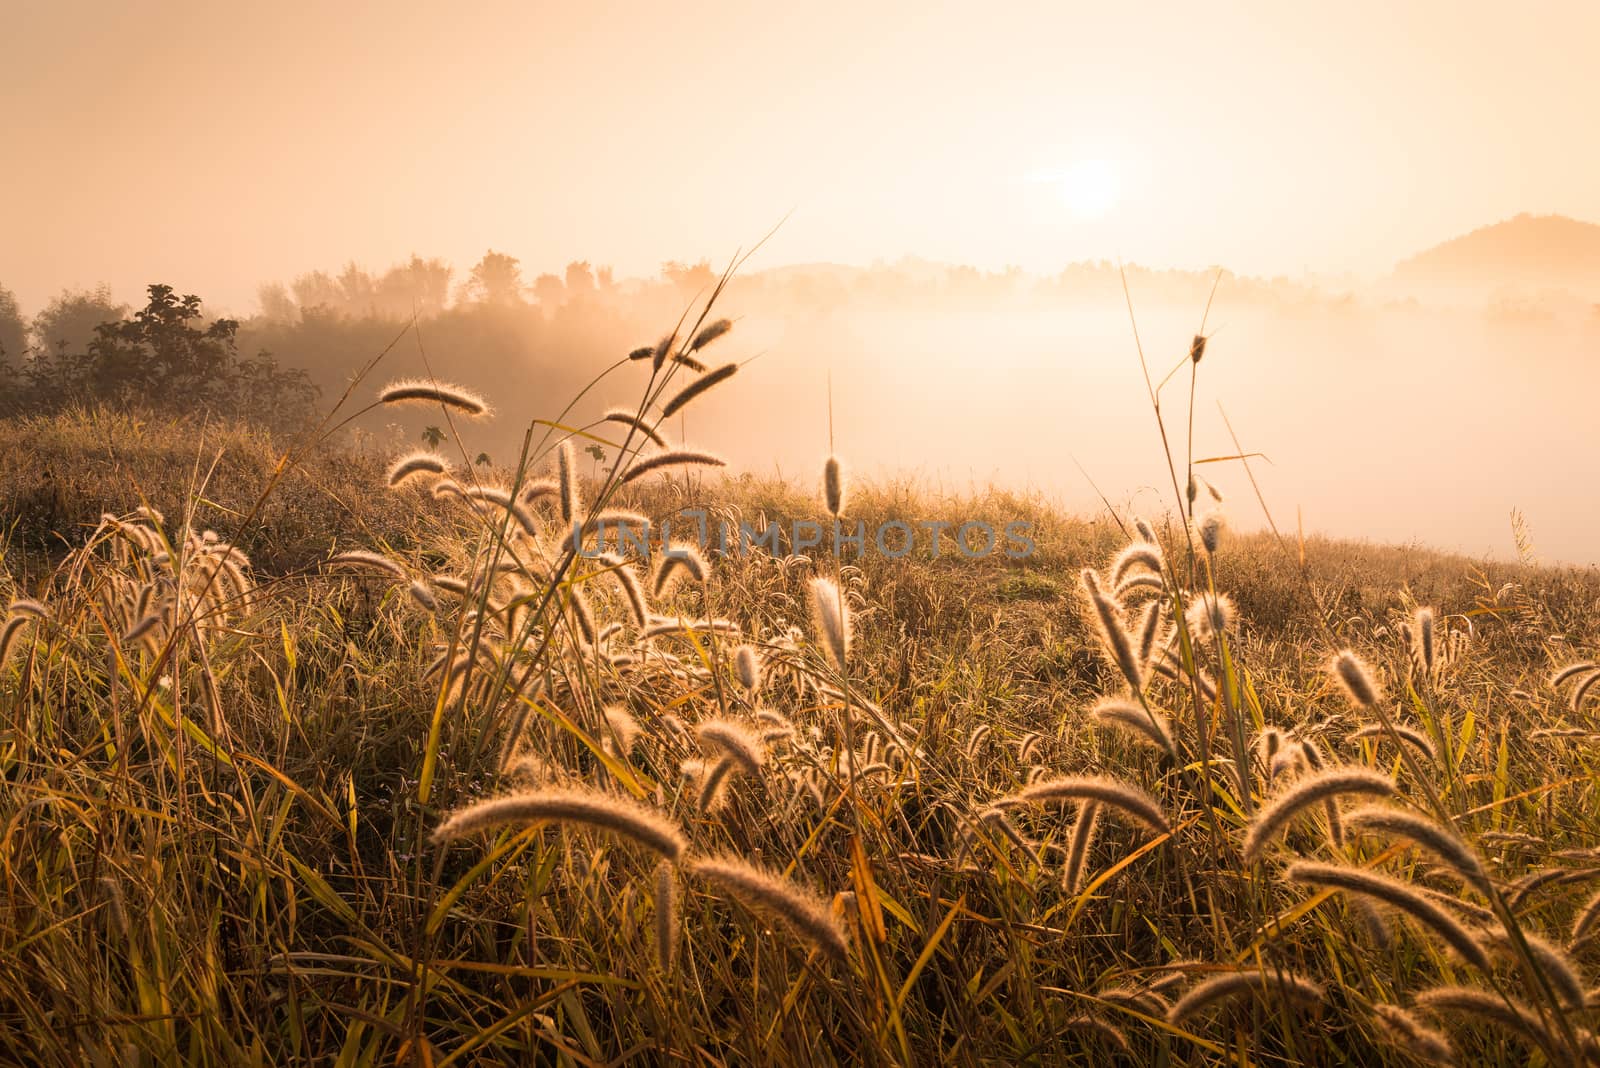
3, 302, 1600, 1067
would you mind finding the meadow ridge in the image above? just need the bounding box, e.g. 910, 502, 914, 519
2, 302, 1600, 1066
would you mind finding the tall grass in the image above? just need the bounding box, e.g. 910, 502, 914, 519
2, 278, 1599, 1065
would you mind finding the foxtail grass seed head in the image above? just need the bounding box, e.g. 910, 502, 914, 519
809, 577, 850, 671
386, 451, 449, 487
1331, 650, 1383, 708
1062, 801, 1103, 893
377, 378, 491, 417
650, 333, 675, 372
556, 440, 580, 524
1285, 862, 1491, 971
1167, 969, 1325, 1024
690, 856, 848, 960
689, 317, 732, 352
600, 408, 667, 447
431, 786, 686, 862
654, 861, 678, 969
697, 719, 765, 776
1091, 697, 1176, 759
1371, 1004, 1455, 1065
660, 363, 738, 419
1012, 775, 1170, 835
734, 644, 762, 691
1347, 722, 1437, 762
1413, 986, 1562, 1055
1195, 510, 1223, 554
8, 598, 49, 621
1134, 517, 1159, 544
620, 449, 727, 485
1080, 569, 1143, 691
328, 549, 408, 580
407, 580, 437, 612
602, 705, 641, 757
653, 544, 709, 597
1344, 805, 1488, 892
823, 456, 845, 517
1573, 668, 1600, 713
1243, 767, 1396, 864
1553, 662, 1598, 687
1112, 543, 1163, 586
1414, 607, 1436, 676
1186, 591, 1236, 641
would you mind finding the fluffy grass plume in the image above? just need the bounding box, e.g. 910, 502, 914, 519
327, 549, 407, 579
697, 719, 765, 776
1062, 800, 1103, 893
1243, 767, 1396, 864
688, 317, 732, 352
1011, 775, 1170, 834
690, 856, 848, 960
733, 644, 762, 691
823, 456, 845, 517
660, 363, 738, 419
1343, 805, 1488, 891
600, 407, 667, 447
1347, 721, 1437, 762
1284, 862, 1491, 970
1412, 986, 1567, 1057
1167, 969, 1326, 1024
386, 451, 449, 487
809, 577, 850, 671
557, 440, 579, 523
1331, 650, 1383, 707
654, 861, 679, 969
1091, 697, 1176, 759
653, 544, 709, 596
1371, 1003, 1455, 1065
1080, 568, 1143, 690
377, 378, 491, 417
620, 449, 727, 484
431, 786, 686, 862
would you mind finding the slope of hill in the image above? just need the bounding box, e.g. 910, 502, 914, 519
1390, 212, 1600, 299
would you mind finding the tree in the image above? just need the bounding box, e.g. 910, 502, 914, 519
291, 271, 343, 314
564, 261, 596, 300
81, 284, 315, 427
376, 255, 453, 318
663, 260, 715, 297
32, 286, 126, 356
464, 250, 525, 305
257, 282, 298, 323
532, 273, 565, 310
0, 285, 27, 363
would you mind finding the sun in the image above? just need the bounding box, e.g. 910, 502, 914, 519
1059, 159, 1119, 220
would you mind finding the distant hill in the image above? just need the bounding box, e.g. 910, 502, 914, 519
1390, 213, 1600, 300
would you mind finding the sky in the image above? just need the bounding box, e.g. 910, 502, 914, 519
3, 0, 1598, 314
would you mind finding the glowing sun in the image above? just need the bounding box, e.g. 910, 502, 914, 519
1059, 159, 1119, 220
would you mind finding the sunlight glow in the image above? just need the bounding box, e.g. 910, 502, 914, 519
1059, 159, 1119, 220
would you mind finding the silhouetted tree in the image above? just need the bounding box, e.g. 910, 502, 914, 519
257, 282, 298, 322
464, 250, 525, 305
77, 285, 316, 428
564, 261, 596, 300
533, 273, 565, 310
376, 255, 453, 318
663, 260, 715, 297
0, 285, 26, 363
291, 270, 343, 314
32, 286, 126, 356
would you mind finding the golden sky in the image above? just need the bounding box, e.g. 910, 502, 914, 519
4, 0, 1597, 312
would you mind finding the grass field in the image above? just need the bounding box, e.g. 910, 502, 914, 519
3, 318, 1600, 1066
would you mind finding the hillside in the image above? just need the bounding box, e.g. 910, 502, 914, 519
1390, 212, 1600, 299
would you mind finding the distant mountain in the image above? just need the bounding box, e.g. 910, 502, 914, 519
1390, 213, 1600, 299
